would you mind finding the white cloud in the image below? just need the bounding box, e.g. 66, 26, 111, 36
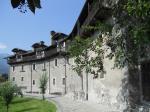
0, 43, 7, 49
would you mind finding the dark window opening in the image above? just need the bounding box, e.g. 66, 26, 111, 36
55, 59, 57, 66
141, 62, 150, 101
36, 51, 45, 58
16, 55, 22, 61
53, 78, 55, 85
21, 65, 24, 71
33, 80, 35, 85
13, 66, 15, 72
33, 64, 36, 70
100, 74, 104, 78
21, 77, 24, 81
62, 78, 66, 85
13, 77, 15, 81
43, 62, 46, 71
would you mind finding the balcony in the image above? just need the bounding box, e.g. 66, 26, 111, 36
8, 47, 59, 64
45, 47, 58, 58
8, 55, 36, 64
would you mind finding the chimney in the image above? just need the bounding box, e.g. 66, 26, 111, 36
51, 31, 56, 37
50, 31, 56, 45
40, 41, 44, 45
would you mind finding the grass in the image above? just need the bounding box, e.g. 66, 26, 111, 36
0, 97, 57, 112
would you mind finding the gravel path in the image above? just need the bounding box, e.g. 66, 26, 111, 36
48, 96, 118, 112
25, 94, 119, 112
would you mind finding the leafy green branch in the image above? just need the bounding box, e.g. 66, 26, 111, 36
11, 0, 41, 13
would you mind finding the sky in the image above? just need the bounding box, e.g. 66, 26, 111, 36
0, 0, 85, 54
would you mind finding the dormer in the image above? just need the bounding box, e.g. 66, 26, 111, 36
32, 41, 47, 59
50, 31, 68, 46
32, 41, 47, 51
12, 48, 27, 61
12, 48, 27, 54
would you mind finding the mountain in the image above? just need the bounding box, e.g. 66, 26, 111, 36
0, 54, 9, 74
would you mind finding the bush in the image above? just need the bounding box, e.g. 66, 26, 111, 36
0, 81, 22, 112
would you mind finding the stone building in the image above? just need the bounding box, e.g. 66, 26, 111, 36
7, 0, 150, 111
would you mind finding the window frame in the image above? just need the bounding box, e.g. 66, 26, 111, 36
33, 80, 35, 85
42, 62, 46, 71
100, 73, 105, 79
21, 65, 24, 72
33, 64, 36, 70
12, 77, 15, 81
21, 77, 24, 81
55, 59, 57, 66
53, 78, 56, 85
12, 66, 15, 72
62, 78, 66, 85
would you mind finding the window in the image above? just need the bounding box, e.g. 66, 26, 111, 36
62, 78, 66, 85
12, 77, 15, 81
36, 51, 45, 59
21, 65, 24, 71
16, 55, 22, 61
100, 74, 104, 78
43, 62, 46, 71
21, 77, 24, 81
33, 80, 35, 85
55, 59, 57, 66
53, 78, 55, 85
141, 62, 150, 101
12, 66, 15, 72
33, 64, 36, 70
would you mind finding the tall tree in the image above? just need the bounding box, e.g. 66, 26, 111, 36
39, 73, 48, 100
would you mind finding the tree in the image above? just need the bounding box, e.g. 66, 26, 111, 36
69, 36, 105, 100
39, 73, 48, 100
69, 0, 150, 110
0, 81, 20, 112
111, 0, 150, 110
11, 0, 41, 13
0, 75, 6, 83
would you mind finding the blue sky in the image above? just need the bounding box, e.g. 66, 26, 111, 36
0, 0, 85, 54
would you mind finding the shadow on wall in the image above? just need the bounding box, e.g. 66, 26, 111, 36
116, 70, 129, 111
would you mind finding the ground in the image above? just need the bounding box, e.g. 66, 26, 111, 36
26, 94, 119, 112
0, 97, 56, 112
49, 96, 118, 112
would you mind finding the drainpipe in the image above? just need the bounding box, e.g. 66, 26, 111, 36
31, 64, 33, 93
49, 61, 51, 94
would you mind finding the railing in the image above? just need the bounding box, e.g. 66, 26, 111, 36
8, 55, 36, 63
45, 47, 58, 57
23, 55, 36, 61
8, 47, 59, 64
